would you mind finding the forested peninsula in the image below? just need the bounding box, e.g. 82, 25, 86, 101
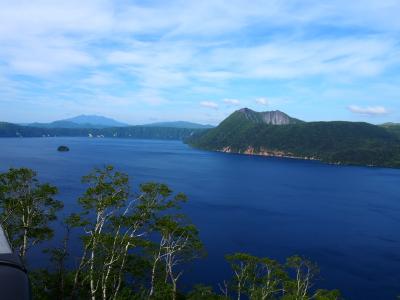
187, 108, 400, 168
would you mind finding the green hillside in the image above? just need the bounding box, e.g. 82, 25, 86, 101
187, 109, 400, 167
381, 123, 400, 139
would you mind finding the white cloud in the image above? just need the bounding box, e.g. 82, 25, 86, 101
1, 0, 397, 80
2, 37, 95, 76
200, 101, 219, 109
223, 98, 240, 105
255, 97, 269, 105
348, 105, 389, 115
0, 0, 400, 122
205, 37, 398, 80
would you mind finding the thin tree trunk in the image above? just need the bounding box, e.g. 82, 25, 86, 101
172, 279, 177, 300
73, 243, 89, 292
90, 246, 96, 300
113, 241, 132, 300
149, 256, 159, 299
21, 227, 28, 259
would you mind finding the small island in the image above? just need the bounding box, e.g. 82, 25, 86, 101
57, 145, 69, 152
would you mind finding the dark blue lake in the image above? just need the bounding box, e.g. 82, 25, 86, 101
0, 137, 399, 299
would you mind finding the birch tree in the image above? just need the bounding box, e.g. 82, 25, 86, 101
0, 168, 62, 260
284, 256, 318, 300
284, 255, 341, 300
244, 256, 285, 300
225, 253, 284, 300
226, 253, 252, 300
225, 254, 340, 300
70, 166, 188, 300
149, 215, 203, 300
70, 165, 134, 300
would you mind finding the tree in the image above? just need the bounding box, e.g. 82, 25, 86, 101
0, 168, 62, 260
225, 253, 252, 300
283, 255, 318, 300
224, 254, 341, 300
70, 166, 190, 300
248, 257, 285, 300
149, 215, 204, 300
225, 253, 285, 300
283, 255, 341, 300
69, 165, 131, 300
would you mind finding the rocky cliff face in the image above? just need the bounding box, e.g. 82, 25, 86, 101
237, 108, 301, 125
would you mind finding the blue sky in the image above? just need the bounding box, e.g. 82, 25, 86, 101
0, 0, 399, 125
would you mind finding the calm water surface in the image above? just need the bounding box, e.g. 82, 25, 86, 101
0, 137, 399, 299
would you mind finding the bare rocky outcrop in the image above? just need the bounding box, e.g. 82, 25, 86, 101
219, 146, 319, 161
237, 108, 302, 125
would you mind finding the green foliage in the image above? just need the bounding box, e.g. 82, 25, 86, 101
225, 253, 341, 300
0, 168, 63, 259
68, 166, 197, 300
78, 165, 130, 211
225, 253, 286, 300
149, 215, 204, 300
187, 285, 227, 300
187, 110, 400, 167
382, 123, 400, 139
313, 289, 343, 300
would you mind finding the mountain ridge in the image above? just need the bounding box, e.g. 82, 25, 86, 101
143, 121, 214, 129
62, 115, 129, 127
26, 116, 213, 129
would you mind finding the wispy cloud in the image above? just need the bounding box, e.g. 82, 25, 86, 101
348, 105, 389, 115
223, 98, 240, 105
200, 101, 219, 109
81, 72, 121, 86
255, 97, 269, 106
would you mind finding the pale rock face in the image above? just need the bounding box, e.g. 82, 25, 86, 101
259, 111, 292, 125
219, 145, 318, 161
238, 108, 299, 125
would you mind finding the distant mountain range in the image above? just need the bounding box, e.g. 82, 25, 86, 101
26, 115, 212, 129
145, 121, 214, 129
28, 115, 129, 129
187, 108, 400, 168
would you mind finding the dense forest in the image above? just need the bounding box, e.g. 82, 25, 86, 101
0, 167, 342, 299
187, 109, 400, 168
0, 122, 202, 140
382, 123, 400, 139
